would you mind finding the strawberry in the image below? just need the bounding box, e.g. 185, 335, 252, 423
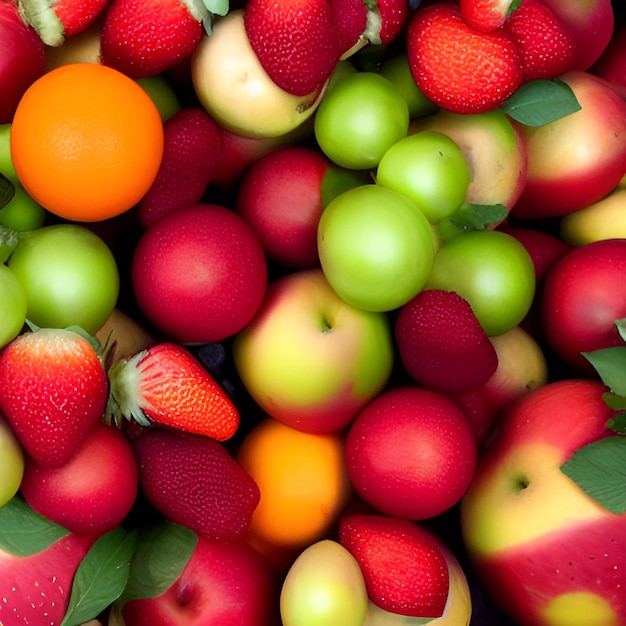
243, 0, 341, 96
406, 2, 524, 114
339, 513, 450, 618
329, 0, 368, 57
503, 0, 576, 80
107, 342, 240, 441
376, 0, 410, 45
17, 0, 109, 46
459, 0, 521, 32
132, 428, 260, 540
100, 0, 211, 78
137, 107, 225, 228
394, 289, 499, 393
0, 327, 109, 468
0, 529, 96, 625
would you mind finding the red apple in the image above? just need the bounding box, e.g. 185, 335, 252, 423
131, 202, 268, 343
0, 2, 46, 124
461, 379, 626, 626
121, 535, 280, 625
541, 0, 614, 70
510, 71, 626, 220
540, 238, 626, 375
345, 386, 478, 520
590, 21, 626, 98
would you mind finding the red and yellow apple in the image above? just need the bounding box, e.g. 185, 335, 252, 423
461, 379, 626, 626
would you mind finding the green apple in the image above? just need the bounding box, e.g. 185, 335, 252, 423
0, 183, 46, 231
0, 264, 26, 349
0, 414, 24, 506
232, 268, 394, 434
318, 184, 437, 312
136, 76, 182, 122
376, 131, 470, 224
191, 10, 325, 139
409, 108, 527, 217
280, 539, 369, 626
461, 379, 626, 626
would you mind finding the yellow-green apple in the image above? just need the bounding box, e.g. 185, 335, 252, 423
510, 71, 626, 220
450, 324, 550, 445
408, 108, 528, 219
191, 10, 326, 139
43, 20, 102, 70
345, 386, 477, 521
540, 238, 626, 375
460, 379, 626, 626
560, 187, 626, 246
280, 539, 369, 626
121, 535, 280, 625
232, 268, 394, 434
363, 534, 472, 626
541, 0, 614, 71
0, 413, 24, 506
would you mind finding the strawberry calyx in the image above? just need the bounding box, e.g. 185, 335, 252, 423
361, 0, 385, 45
17, 0, 66, 47
189, 0, 227, 34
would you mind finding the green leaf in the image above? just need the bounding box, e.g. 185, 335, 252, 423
203, 0, 228, 16
561, 437, 626, 514
118, 522, 198, 606
448, 203, 508, 231
601, 392, 626, 412
582, 346, 626, 396
321, 167, 371, 208
615, 318, 626, 343
0, 173, 15, 210
0, 496, 69, 556
608, 412, 626, 435
0, 224, 19, 264
61, 527, 138, 626
502, 79, 581, 127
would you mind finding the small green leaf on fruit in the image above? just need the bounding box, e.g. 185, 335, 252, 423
561, 437, 626, 514
0, 173, 14, 210
502, 79, 581, 127
608, 411, 626, 435
601, 392, 626, 412
615, 318, 626, 343
118, 521, 198, 606
203, 0, 228, 16
61, 527, 138, 626
322, 167, 372, 207
583, 346, 626, 396
448, 203, 508, 231
0, 496, 69, 556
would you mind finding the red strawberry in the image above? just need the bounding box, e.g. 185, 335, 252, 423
376, 0, 410, 45
328, 0, 368, 57
395, 289, 499, 393
17, 0, 109, 46
0, 529, 96, 625
132, 428, 260, 540
339, 513, 450, 618
100, 0, 210, 78
503, 0, 576, 80
0, 327, 109, 468
407, 2, 524, 113
459, 0, 521, 32
137, 107, 225, 228
243, 0, 341, 96
107, 342, 239, 441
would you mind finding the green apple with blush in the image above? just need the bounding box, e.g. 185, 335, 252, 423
0, 414, 24, 507
232, 268, 394, 434
461, 379, 626, 626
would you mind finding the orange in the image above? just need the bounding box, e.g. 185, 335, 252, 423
10, 63, 164, 222
236, 417, 353, 553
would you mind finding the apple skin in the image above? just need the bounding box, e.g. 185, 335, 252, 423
0, 2, 46, 124
540, 238, 626, 375
232, 268, 394, 434
0, 413, 24, 507
408, 108, 528, 217
541, 0, 614, 71
510, 71, 626, 220
460, 379, 626, 626
121, 535, 280, 626
591, 21, 626, 98
363, 538, 472, 626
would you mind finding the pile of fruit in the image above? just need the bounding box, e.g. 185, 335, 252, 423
0, 0, 625, 624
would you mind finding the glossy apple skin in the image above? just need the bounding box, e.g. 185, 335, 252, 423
461, 379, 626, 626
409, 108, 528, 216
121, 535, 279, 626
0, 2, 46, 124
232, 268, 394, 434
511, 71, 626, 220
541, 0, 614, 70
540, 238, 626, 375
